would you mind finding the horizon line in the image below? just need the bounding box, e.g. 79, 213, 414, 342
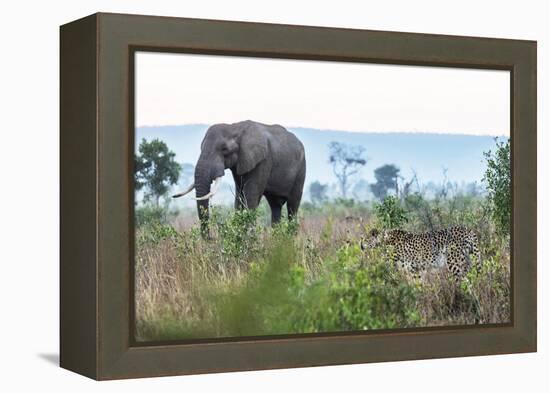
135, 122, 509, 138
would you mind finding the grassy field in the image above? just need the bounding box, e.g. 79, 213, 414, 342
134, 197, 510, 342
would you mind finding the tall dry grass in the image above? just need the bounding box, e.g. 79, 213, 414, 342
135, 201, 510, 341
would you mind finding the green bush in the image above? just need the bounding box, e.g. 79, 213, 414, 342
272, 217, 300, 238
207, 234, 301, 336
212, 208, 262, 258
291, 244, 420, 332
483, 138, 511, 237
136, 222, 181, 247
460, 250, 511, 323
374, 195, 408, 229
135, 204, 168, 227
189, 238, 420, 337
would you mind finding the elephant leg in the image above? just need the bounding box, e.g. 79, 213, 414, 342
271, 205, 282, 224
231, 171, 245, 209
231, 162, 269, 210
233, 189, 260, 210
265, 194, 285, 225
287, 168, 306, 221
240, 174, 267, 210
232, 171, 260, 209
241, 186, 263, 209
234, 190, 248, 210
287, 200, 299, 221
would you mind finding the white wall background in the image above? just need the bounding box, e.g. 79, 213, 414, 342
135, 52, 510, 135
0, 0, 546, 391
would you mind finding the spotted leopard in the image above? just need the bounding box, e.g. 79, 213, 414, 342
362, 226, 480, 281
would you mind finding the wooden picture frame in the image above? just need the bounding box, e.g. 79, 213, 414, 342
60, 12, 537, 380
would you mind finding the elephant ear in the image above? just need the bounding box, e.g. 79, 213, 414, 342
236, 124, 269, 175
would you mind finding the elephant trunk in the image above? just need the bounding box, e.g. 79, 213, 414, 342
194, 163, 211, 237
194, 154, 224, 238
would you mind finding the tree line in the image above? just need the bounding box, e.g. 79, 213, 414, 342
134, 137, 511, 237
312, 141, 407, 203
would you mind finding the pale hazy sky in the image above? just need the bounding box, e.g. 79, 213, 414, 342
135, 52, 510, 136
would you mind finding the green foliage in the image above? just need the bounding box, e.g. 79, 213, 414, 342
206, 234, 301, 337
136, 222, 180, 247
188, 239, 418, 337
402, 190, 490, 236
371, 164, 400, 200
135, 204, 169, 227
374, 195, 408, 229
212, 208, 261, 259
135, 195, 510, 341
136, 219, 421, 339
483, 138, 511, 237
272, 217, 300, 238
135, 138, 181, 205
458, 250, 511, 323
291, 244, 420, 332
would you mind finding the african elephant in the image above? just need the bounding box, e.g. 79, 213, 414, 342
173, 120, 306, 234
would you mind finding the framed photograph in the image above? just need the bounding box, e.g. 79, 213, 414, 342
60, 13, 536, 380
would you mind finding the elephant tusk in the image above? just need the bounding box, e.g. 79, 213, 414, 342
172, 183, 195, 198
193, 177, 222, 201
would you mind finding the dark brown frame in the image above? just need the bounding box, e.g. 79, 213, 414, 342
60, 12, 537, 380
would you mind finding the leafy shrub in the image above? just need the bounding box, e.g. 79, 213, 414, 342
205, 233, 301, 337
483, 138, 511, 237
212, 208, 261, 258
284, 244, 420, 332
272, 217, 300, 238
136, 222, 181, 247
460, 251, 511, 323
374, 195, 408, 229
135, 204, 168, 227
195, 240, 420, 337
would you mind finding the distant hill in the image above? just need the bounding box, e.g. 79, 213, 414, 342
136, 124, 502, 206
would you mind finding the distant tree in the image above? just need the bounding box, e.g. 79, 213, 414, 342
371, 164, 400, 200
328, 141, 367, 198
483, 138, 511, 237
309, 181, 328, 205
135, 138, 181, 206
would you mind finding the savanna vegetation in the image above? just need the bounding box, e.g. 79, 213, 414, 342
134, 138, 511, 341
